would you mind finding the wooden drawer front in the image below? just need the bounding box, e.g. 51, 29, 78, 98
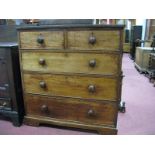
0, 49, 10, 98
67, 30, 120, 50
23, 74, 118, 101
22, 51, 120, 75
19, 31, 64, 49
25, 95, 117, 126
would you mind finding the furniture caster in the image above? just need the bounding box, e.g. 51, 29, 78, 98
119, 101, 126, 113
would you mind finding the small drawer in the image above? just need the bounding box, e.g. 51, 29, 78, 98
19, 31, 64, 49
25, 94, 117, 126
23, 73, 119, 101
22, 51, 121, 76
0, 98, 11, 111
67, 30, 120, 50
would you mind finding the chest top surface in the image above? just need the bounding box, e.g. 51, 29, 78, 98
17, 24, 124, 30
0, 42, 18, 48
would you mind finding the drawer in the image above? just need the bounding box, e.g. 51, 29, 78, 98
22, 51, 121, 75
23, 73, 119, 101
67, 30, 120, 50
0, 50, 10, 97
25, 94, 117, 126
19, 31, 64, 49
0, 98, 11, 111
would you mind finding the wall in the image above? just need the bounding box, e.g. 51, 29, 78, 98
136, 19, 146, 41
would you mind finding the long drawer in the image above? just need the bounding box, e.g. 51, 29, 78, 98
23, 73, 119, 101
25, 94, 117, 126
67, 30, 120, 50
21, 51, 121, 75
19, 31, 64, 49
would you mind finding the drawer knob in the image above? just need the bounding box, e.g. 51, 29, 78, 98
39, 81, 46, 89
87, 109, 96, 117
2, 102, 7, 107
88, 85, 96, 93
89, 59, 96, 67
89, 34, 96, 45
37, 36, 44, 44
39, 58, 46, 65
41, 104, 48, 112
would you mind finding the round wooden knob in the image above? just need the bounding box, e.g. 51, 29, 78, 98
89, 35, 96, 44
39, 81, 46, 89
37, 36, 44, 44
41, 104, 48, 112
88, 85, 96, 93
39, 58, 46, 65
87, 109, 96, 116
89, 59, 96, 67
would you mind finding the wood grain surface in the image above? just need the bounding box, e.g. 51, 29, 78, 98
23, 73, 119, 101
18, 25, 123, 134
19, 31, 64, 49
21, 51, 120, 75
25, 94, 117, 126
67, 30, 120, 50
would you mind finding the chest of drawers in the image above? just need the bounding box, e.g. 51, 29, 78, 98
0, 43, 24, 126
17, 24, 124, 134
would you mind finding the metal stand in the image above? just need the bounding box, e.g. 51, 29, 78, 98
119, 101, 126, 113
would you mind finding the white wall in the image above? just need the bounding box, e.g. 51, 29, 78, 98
136, 19, 146, 41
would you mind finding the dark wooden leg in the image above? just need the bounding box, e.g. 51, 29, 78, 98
11, 115, 21, 127
149, 74, 153, 82
0, 111, 21, 127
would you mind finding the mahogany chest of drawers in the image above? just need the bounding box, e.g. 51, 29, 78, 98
0, 43, 24, 126
17, 24, 124, 134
